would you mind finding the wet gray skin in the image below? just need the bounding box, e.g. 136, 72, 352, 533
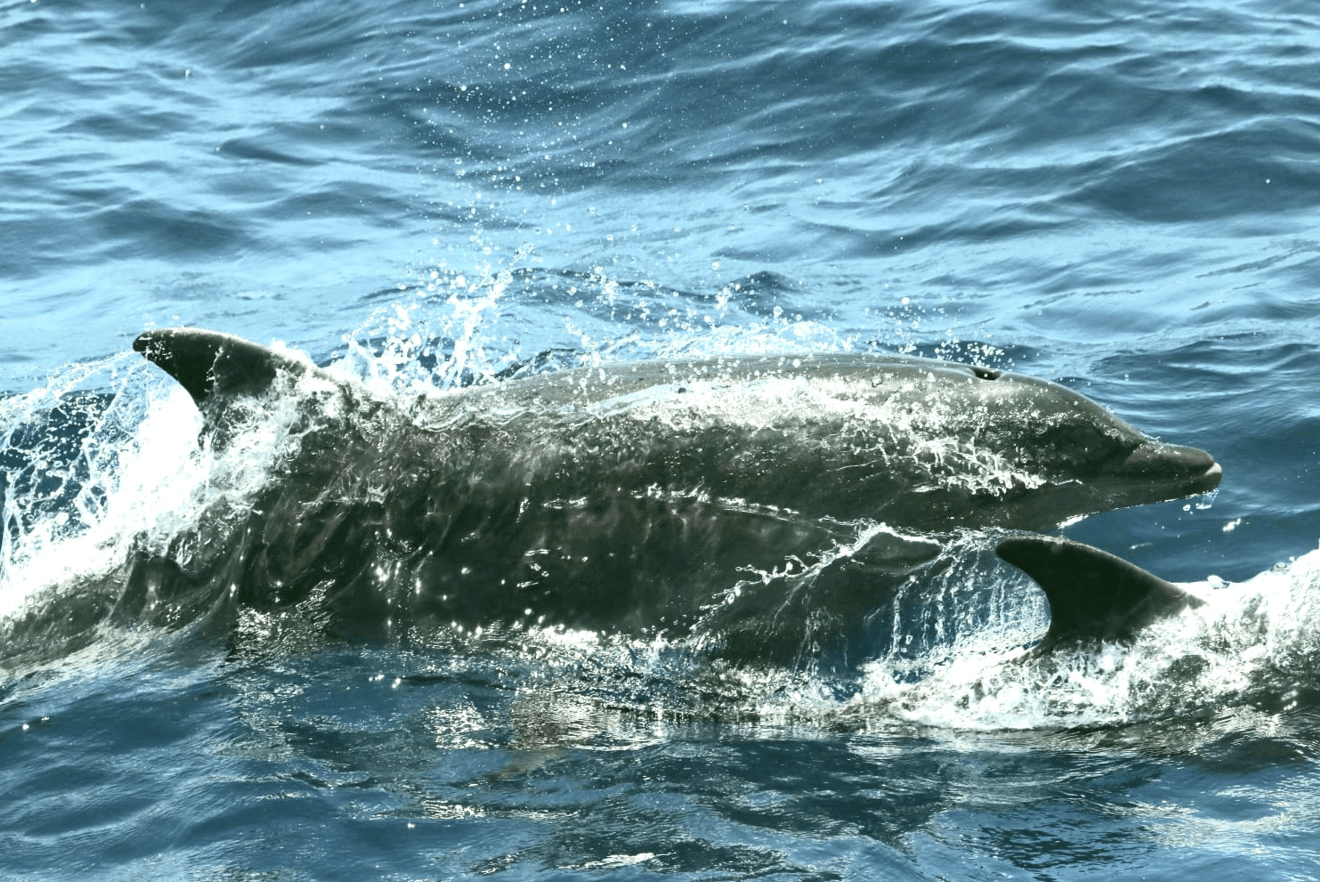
120, 328, 1221, 664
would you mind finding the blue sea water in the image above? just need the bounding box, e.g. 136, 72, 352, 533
3, 0, 1320, 879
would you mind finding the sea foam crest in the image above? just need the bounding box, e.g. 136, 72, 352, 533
0, 351, 325, 627
0, 356, 199, 619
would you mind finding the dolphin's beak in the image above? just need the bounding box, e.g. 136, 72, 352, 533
1102, 440, 1222, 497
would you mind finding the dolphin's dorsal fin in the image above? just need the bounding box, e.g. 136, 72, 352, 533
995, 536, 1204, 647
134, 328, 319, 408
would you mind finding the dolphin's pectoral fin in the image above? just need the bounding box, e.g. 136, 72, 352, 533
995, 536, 1204, 648
134, 327, 316, 407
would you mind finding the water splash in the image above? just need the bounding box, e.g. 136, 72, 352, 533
827, 544, 1320, 732
0, 353, 330, 648
0, 355, 195, 616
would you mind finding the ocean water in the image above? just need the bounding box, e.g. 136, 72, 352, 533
3, 0, 1320, 879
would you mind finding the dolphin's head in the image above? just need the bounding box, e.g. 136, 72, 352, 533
1081, 426, 1221, 508
931, 364, 1222, 528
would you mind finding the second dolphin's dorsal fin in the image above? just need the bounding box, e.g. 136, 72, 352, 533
995, 535, 1205, 647
134, 327, 322, 408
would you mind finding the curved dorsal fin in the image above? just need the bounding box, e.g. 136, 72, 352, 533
134, 327, 319, 408
996, 535, 1204, 648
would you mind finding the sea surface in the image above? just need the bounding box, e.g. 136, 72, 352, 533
3, 0, 1320, 879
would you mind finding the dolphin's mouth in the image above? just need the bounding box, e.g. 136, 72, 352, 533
1100, 441, 1222, 500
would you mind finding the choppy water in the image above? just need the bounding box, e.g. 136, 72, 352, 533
3, 0, 1320, 879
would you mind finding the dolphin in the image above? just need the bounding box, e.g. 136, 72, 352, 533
126, 327, 1221, 662
996, 535, 1320, 719
995, 535, 1206, 649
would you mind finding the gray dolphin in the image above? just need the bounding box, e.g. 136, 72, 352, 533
129, 327, 1221, 662
996, 535, 1206, 651
997, 536, 1320, 718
